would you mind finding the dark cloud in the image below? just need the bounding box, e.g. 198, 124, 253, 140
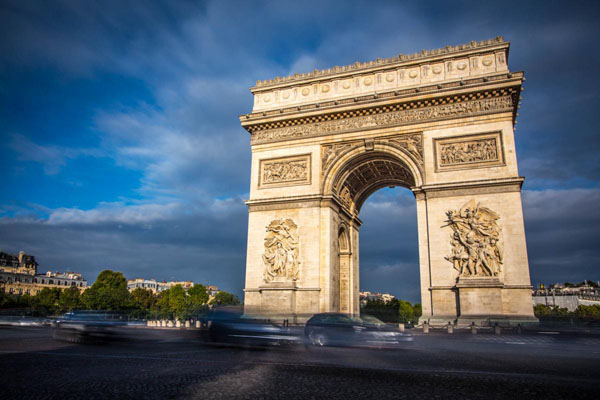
0, 0, 599, 300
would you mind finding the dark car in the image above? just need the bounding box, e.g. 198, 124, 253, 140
52, 310, 128, 343
200, 308, 301, 347
304, 312, 413, 348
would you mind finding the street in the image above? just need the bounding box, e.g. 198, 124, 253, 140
1, 326, 599, 399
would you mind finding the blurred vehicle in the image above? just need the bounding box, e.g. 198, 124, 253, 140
52, 310, 128, 343
304, 313, 413, 348
0, 316, 50, 327
200, 308, 301, 347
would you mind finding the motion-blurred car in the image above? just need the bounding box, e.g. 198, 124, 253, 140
52, 310, 128, 343
200, 308, 301, 347
304, 313, 413, 348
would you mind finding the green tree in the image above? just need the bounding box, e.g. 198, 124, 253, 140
575, 305, 600, 321
398, 299, 415, 323
188, 284, 209, 306
168, 285, 187, 320
413, 303, 422, 321
33, 287, 62, 315
82, 270, 131, 310
210, 291, 240, 306
130, 288, 157, 318
58, 286, 83, 312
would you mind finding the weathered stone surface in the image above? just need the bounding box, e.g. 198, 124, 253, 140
240, 38, 535, 325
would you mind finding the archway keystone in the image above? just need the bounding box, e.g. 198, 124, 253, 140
240, 37, 537, 325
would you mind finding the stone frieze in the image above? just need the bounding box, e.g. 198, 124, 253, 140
251, 95, 513, 144
259, 154, 311, 188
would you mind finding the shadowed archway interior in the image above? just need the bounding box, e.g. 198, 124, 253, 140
333, 152, 416, 214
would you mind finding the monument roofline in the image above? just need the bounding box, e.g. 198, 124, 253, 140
252, 36, 508, 91
248, 37, 512, 113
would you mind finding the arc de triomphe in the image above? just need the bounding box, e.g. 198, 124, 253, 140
239, 37, 537, 325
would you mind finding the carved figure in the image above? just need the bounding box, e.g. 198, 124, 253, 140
262, 219, 300, 282
252, 96, 513, 144
440, 138, 498, 166
443, 199, 503, 278
262, 160, 307, 184
321, 143, 355, 171
339, 186, 352, 207
389, 134, 423, 163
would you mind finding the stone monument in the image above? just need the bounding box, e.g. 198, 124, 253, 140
239, 37, 537, 326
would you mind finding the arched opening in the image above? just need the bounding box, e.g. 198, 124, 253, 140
337, 226, 352, 313
359, 187, 420, 314
327, 147, 422, 317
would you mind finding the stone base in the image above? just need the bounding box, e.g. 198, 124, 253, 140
457, 315, 539, 327
243, 282, 320, 323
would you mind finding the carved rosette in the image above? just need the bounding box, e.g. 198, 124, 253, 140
443, 199, 503, 279
262, 219, 301, 283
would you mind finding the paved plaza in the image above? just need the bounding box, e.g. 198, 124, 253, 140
1, 326, 599, 399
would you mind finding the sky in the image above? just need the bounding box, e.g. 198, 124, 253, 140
0, 0, 599, 303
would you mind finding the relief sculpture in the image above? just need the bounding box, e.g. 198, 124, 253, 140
443, 199, 503, 278
440, 138, 498, 166
252, 96, 513, 144
388, 134, 423, 163
260, 155, 310, 187
263, 219, 300, 283
321, 143, 355, 171
262, 160, 307, 184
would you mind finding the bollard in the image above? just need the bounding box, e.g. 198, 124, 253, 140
185, 321, 190, 328
471, 322, 478, 335
167, 320, 174, 328
195, 320, 201, 328
398, 323, 405, 333
423, 321, 429, 334
447, 322, 454, 334
494, 324, 501, 335
176, 320, 181, 328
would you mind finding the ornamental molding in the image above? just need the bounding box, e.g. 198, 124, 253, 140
253, 37, 506, 89
259, 154, 311, 188
250, 92, 515, 145
434, 131, 504, 172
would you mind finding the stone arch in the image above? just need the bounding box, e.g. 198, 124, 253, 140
322, 142, 423, 215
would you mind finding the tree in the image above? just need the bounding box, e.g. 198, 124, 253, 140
33, 287, 62, 315
210, 291, 240, 306
188, 284, 209, 306
130, 288, 157, 318
413, 303, 422, 320
82, 270, 131, 310
58, 286, 83, 313
398, 300, 415, 323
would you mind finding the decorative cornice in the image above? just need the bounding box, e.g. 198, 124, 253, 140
249, 89, 517, 145
253, 37, 506, 89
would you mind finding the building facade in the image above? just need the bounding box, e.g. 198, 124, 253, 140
0, 250, 87, 295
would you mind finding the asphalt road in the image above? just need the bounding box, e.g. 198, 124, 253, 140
1, 326, 599, 399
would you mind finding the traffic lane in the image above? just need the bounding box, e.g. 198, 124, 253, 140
3, 326, 600, 381
1, 345, 599, 400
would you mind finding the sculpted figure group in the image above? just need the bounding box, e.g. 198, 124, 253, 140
263, 219, 300, 283
440, 138, 498, 166
262, 160, 307, 184
444, 199, 503, 278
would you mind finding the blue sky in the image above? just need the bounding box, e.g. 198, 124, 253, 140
1, 0, 599, 302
